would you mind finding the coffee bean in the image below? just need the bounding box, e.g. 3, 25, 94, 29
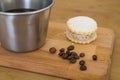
71, 52, 77, 56
67, 45, 74, 51
62, 53, 69, 59
68, 55, 74, 60
58, 52, 64, 56
74, 53, 79, 59
79, 53, 85, 57
80, 65, 87, 71
68, 52, 73, 56
92, 55, 97, 61
79, 60, 85, 65
66, 50, 70, 54
74, 55, 80, 59
49, 47, 57, 53
59, 48, 65, 52
71, 52, 79, 59
69, 58, 76, 63
66, 50, 73, 57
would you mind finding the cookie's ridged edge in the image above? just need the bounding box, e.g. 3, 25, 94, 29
66, 32, 97, 44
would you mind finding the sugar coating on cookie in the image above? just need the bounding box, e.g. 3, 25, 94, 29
66, 16, 98, 44
67, 16, 97, 34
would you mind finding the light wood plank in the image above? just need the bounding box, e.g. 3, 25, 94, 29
0, 22, 114, 80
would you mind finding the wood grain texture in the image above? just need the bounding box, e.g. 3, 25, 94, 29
0, 22, 114, 80
0, 0, 119, 80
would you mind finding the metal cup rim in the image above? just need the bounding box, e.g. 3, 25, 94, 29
0, 0, 54, 15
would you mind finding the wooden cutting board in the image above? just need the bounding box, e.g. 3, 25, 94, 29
0, 22, 114, 80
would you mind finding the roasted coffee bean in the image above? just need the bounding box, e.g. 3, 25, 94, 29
73, 52, 79, 59
80, 65, 87, 71
67, 45, 74, 51
69, 58, 76, 63
71, 52, 78, 58
66, 50, 73, 57
49, 47, 57, 53
62, 53, 69, 59
68, 55, 74, 60
58, 52, 64, 56
71, 52, 77, 56
74, 55, 80, 59
59, 48, 65, 52
73, 53, 78, 57
66, 50, 70, 54
68, 52, 73, 56
79, 60, 85, 65
75, 56, 79, 59
79, 53, 85, 57
92, 55, 97, 61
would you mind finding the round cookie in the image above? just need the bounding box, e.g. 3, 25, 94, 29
66, 16, 97, 44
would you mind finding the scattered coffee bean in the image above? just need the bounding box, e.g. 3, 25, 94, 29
59, 48, 65, 52
92, 55, 97, 61
67, 45, 74, 51
66, 50, 70, 54
68, 52, 72, 56
49, 46, 89, 71
71, 52, 79, 58
71, 52, 77, 56
68, 56, 73, 60
73, 53, 79, 59
79, 53, 85, 57
67, 55, 74, 60
49, 47, 57, 53
79, 60, 85, 65
74, 55, 80, 59
62, 53, 69, 59
69, 58, 76, 63
58, 52, 64, 56
66, 50, 74, 56
80, 65, 87, 71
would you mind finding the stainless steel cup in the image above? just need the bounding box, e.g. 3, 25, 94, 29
0, 0, 54, 52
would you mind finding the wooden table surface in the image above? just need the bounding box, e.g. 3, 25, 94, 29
0, 0, 120, 80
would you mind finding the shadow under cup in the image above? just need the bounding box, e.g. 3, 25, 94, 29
0, 0, 54, 52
